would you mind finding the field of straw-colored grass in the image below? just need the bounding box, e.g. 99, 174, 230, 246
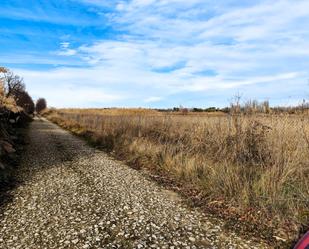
44, 108, 309, 243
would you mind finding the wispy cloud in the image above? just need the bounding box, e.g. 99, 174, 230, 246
144, 96, 163, 103
57, 42, 77, 56
15, 68, 126, 108
3, 0, 309, 107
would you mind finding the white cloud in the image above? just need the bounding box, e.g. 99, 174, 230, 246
14, 68, 126, 107
12, 0, 309, 107
57, 49, 77, 56
57, 42, 77, 56
60, 42, 70, 49
183, 72, 303, 91
144, 96, 163, 103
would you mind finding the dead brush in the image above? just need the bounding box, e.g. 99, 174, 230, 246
43, 108, 309, 244
227, 118, 272, 165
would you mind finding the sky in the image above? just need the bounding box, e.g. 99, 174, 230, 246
1, 0, 309, 108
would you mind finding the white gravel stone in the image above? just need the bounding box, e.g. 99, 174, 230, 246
189, 237, 196, 242
72, 239, 79, 244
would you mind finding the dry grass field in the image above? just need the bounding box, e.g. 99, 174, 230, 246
44, 108, 309, 244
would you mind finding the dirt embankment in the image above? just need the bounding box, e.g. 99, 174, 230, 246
0, 111, 31, 186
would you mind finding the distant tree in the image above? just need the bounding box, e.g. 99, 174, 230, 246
262, 100, 271, 114
179, 105, 189, 115
205, 107, 217, 112
36, 98, 47, 113
192, 108, 203, 112
230, 93, 242, 114
220, 107, 230, 113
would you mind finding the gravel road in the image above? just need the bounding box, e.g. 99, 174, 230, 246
0, 118, 268, 249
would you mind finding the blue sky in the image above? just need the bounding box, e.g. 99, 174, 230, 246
1, 0, 309, 108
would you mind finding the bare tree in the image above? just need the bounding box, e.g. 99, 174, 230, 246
2, 70, 25, 97
0, 67, 7, 73
0, 69, 34, 114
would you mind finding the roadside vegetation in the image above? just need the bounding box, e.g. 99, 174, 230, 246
0, 67, 35, 185
43, 102, 309, 246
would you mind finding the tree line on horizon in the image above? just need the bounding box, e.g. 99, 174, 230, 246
156, 99, 308, 115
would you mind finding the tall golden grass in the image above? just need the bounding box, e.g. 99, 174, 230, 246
44, 108, 309, 243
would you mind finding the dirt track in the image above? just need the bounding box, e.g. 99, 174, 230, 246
0, 118, 268, 248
